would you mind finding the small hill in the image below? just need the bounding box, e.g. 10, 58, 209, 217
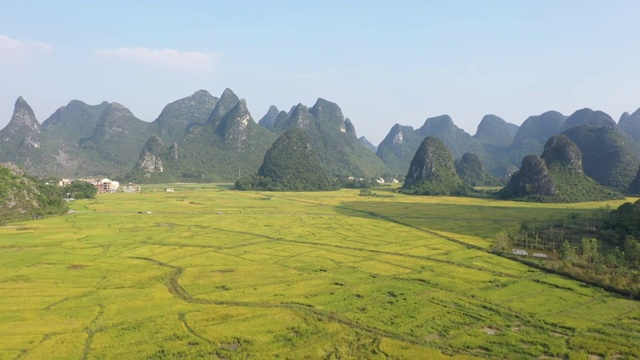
0, 162, 66, 223
563, 125, 638, 190
541, 135, 583, 172
455, 152, 500, 186
499, 135, 623, 202
258, 105, 280, 130
401, 137, 471, 195
236, 128, 337, 191
500, 155, 556, 200
358, 136, 377, 152
473, 115, 518, 146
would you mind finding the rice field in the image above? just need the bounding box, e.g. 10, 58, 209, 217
0, 185, 638, 359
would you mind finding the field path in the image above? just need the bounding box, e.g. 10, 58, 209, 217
128, 256, 430, 348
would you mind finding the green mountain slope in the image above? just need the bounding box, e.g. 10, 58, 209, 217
0, 162, 66, 223
0, 97, 44, 172
41, 100, 109, 146
358, 136, 377, 152
559, 108, 617, 133
473, 115, 519, 146
455, 152, 500, 186
377, 115, 487, 177
619, 107, 640, 145
376, 124, 422, 176
628, 166, 640, 195
563, 125, 638, 190
150, 90, 219, 145
127, 89, 277, 183
236, 128, 338, 191
401, 136, 471, 195
499, 135, 623, 202
258, 105, 280, 130
272, 98, 389, 178
79, 103, 152, 176
36, 100, 110, 177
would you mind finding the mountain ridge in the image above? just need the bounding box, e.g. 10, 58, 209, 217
2, 91, 639, 184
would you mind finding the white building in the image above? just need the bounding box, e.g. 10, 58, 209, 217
58, 178, 72, 187
123, 184, 141, 193
96, 178, 119, 193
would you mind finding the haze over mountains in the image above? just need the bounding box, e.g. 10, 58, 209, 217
2, 89, 640, 191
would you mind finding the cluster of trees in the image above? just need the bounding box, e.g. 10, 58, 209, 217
235, 174, 339, 192
495, 200, 640, 297
63, 181, 97, 199
343, 178, 380, 189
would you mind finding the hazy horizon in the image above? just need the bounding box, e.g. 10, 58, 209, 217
1, 1, 639, 144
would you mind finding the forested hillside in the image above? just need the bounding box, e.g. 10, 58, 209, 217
0, 163, 67, 224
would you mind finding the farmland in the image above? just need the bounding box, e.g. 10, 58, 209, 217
0, 185, 639, 359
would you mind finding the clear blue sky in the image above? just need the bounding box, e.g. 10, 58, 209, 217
1, 0, 639, 144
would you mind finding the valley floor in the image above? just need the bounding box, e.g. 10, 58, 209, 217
0, 186, 638, 359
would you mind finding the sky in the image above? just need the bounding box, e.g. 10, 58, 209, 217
1, 0, 639, 144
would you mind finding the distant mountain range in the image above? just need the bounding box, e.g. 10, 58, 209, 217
377, 107, 640, 180
0, 89, 389, 182
2, 89, 639, 187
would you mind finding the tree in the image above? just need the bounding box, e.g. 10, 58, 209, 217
560, 241, 577, 261
64, 181, 97, 199
623, 236, 640, 269
580, 238, 601, 265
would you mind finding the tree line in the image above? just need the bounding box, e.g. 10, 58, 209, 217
493, 200, 640, 297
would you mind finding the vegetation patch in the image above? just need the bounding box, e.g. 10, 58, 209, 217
235, 128, 339, 191
493, 200, 640, 297
0, 185, 638, 358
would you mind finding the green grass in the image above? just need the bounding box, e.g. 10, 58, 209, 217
0, 185, 638, 359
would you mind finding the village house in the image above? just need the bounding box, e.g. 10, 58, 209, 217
123, 183, 142, 193
57, 178, 72, 187
95, 178, 119, 193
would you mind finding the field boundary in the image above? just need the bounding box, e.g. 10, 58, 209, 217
128, 256, 437, 349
